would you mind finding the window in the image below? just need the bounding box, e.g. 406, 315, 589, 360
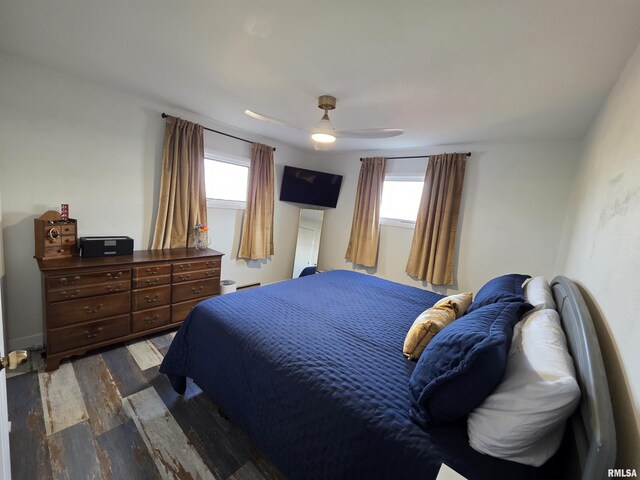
204, 153, 249, 208
379, 176, 424, 228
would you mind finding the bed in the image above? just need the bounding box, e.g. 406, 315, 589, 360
160, 270, 615, 480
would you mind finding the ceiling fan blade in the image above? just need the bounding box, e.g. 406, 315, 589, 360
334, 128, 404, 139
244, 110, 306, 131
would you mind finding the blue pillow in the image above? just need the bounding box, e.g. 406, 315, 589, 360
466, 273, 530, 313
409, 301, 533, 427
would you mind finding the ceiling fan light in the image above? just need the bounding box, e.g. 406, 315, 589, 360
311, 132, 336, 143
311, 116, 336, 143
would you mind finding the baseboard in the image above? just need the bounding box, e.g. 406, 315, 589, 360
237, 282, 261, 291
8, 333, 43, 351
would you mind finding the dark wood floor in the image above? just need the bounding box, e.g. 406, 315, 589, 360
6, 330, 285, 480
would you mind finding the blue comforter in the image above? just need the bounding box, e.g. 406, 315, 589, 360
160, 270, 535, 480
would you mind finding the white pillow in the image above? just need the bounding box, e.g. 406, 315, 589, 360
467, 309, 580, 466
523, 276, 556, 310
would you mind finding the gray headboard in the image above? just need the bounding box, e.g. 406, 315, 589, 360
550, 276, 616, 480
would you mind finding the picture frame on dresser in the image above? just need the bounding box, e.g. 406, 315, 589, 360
36, 248, 224, 371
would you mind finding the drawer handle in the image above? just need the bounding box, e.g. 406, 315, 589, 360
144, 314, 160, 325
144, 294, 160, 303
144, 278, 159, 287
106, 272, 123, 279
106, 284, 123, 293
206, 261, 217, 268
179, 264, 192, 271
60, 276, 81, 285
205, 271, 216, 278
178, 274, 191, 281
85, 327, 104, 339
192, 286, 204, 294
83, 304, 104, 315
145, 268, 159, 275
62, 289, 81, 299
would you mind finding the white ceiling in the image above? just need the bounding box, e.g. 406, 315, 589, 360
2, 1, 640, 152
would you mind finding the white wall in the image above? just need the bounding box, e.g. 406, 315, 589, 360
0, 174, 10, 480
0, 167, 5, 342
558, 42, 640, 469
0, 52, 312, 349
312, 141, 579, 294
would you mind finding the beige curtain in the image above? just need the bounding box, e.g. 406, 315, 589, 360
345, 157, 386, 267
238, 143, 275, 259
151, 115, 206, 249
406, 153, 467, 285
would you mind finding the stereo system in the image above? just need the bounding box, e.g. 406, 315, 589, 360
79, 236, 134, 258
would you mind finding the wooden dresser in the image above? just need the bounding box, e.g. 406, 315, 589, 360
36, 248, 223, 371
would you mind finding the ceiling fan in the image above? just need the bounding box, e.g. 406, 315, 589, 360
245, 95, 403, 147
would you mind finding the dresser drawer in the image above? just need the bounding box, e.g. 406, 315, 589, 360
171, 298, 203, 323
43, 245, 75, 258
48, 291, 131, 328
49, 280, 130, 302
61, 235, 76, 246
48, 269, 131, 290
172, 269, 220, 284
47, 315, 130, 354
132, 274, 171, 289
133, 264, 171, 279
59, 223, 76, 236
172, 257, 221, 274
172, 279, 219, 303
132, 285, 171, 311
132, 306, 171, 333
41, 225, 62, 245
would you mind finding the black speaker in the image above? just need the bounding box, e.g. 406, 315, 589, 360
79, 236, 134, 258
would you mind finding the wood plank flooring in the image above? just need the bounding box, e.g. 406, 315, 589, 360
7, 331, 285, 480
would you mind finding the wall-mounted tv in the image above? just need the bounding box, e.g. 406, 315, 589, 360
280, 166, 343, 208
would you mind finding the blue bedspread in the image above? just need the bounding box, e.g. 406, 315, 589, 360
160, 270, 536, 480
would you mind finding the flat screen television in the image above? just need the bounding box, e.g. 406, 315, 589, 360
280, 165, 343, 208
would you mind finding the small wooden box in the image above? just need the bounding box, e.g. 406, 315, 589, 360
34, 211, 78, 260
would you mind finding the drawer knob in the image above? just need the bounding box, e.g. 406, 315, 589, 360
83, 304, 104, 315
179, 264, 192, 271
62, 289, 81, 299
144, 294, 160, 303
178, 274, 191, 281
144, 278, 159, 287
192, 286, 204, 294
84, 327, 104, 339
106, 284, 122, 292
144, 314, 160, 325
60, 276, 81, 285
145, 268, 159, 275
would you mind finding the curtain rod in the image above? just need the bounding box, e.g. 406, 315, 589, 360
161, 113, 275, 151
360, 152, 471, 161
